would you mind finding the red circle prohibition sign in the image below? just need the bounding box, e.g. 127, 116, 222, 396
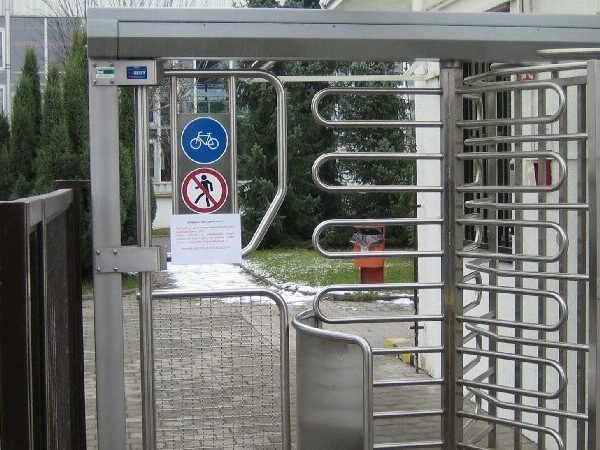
181, 168, 228, 213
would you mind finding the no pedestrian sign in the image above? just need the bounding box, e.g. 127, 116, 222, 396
181, 168, 228, 214
181, 117, 229, 165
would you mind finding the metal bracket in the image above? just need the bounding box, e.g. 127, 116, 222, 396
95, 246, 167, 273
91, 59, 163, 86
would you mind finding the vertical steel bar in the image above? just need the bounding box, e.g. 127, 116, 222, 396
576, 82, 587, 450
229, 62, 238, 212
440, 60, 463, 450
485, 71, 498, 450
586, 59, 600, 450
513, 88, 524, 450
135, 85, 157, 450
537, 85, 548, 446
556, 78, 568, 442
88, 67, 126, 450
170, 76, 179, 214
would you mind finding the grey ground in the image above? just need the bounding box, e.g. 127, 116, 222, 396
83, 267, 535, 449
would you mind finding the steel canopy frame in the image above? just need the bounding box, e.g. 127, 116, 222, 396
86, 8, 600, 61
87, 7, 600, 450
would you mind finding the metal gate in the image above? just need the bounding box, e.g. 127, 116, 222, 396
86, 8, 600, 450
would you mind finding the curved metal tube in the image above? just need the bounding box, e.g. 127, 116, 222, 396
464, 322, 588, 352
292, 309, 373, 450
461, 271, 483, 314
465, 385, 587, 422
312, 282, 443, 324
465, 258, 589, 282
457, 283, 567, 332
457, 218, 568, 263
458, 348, 567, 400
153, 288, 291, 450
463, 61, 587, 84
164, 69, 287, 257
312, 218, 443, 259
456, 81, 566, 128
456, 150, 567, 193
464, 132, 587, 147
311, 87, 442, 128
465, 199, 588, 211
458, 412, 564, 450
311, 152, 443, 193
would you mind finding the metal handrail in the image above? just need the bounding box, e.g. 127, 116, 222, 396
465, 258, 589, 282
311, 87, 443, 128
456, 150, 567, 193
457, 218, 568, 263
458, 348, 567, 400
457, 284, 567, 332
464, 132, 587, 147
313, 218, 443, 259
311, 152, 443, 193
164, 69, 287, 257
456, 80, 566, 128
312, 282, 443, 324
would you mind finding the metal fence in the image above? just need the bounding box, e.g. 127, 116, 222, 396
0, 187, 86, 450
151, 289, 290, 450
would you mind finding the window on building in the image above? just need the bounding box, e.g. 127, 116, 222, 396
0, 29, 5, 69
0, 86, 5, 115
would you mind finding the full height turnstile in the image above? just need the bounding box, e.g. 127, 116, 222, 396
86, 8, 600, 450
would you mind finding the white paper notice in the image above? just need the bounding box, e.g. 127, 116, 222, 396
170, 214, 242, 265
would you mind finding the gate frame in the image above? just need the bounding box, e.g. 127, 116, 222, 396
87, 8, 600, 450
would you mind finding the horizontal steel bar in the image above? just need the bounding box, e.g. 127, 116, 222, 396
456, 151, 567, 193
465, 258, 589, 281
463, 61, 588, 84
464, 132, 587, 147
374, 378, 444, 388
457, 283, 567, 331
457, 218, 567, 263
457, 411, 564, 450
312, 152, 442, 193
374, 442, 443, 449
465, 386, 589, 422
373, 346, 443, 355
464, 323, 588, 352
457, 80, 565, 128
458, 348, 566, 399
313, 282, 443, 324
313, 218, 443, 259
312, 87, 442, 128
465, 199, 588, 211
373, 409, 443, 419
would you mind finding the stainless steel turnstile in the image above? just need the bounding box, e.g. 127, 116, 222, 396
86, 8, 600, 450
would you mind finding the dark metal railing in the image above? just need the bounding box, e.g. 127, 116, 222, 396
0, 185, 86, 450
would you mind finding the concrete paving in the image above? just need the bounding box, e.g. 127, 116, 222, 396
83, 266, 536, 449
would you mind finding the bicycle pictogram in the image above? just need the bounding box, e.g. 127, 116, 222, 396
189, 131, 220, 150
181, 117, 229, 165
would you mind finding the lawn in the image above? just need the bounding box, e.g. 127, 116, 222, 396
246, 248, 415, 287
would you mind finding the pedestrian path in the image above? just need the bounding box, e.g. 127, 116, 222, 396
83, 264, 536, 449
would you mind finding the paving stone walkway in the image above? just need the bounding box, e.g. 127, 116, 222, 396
83, 266, 535, 449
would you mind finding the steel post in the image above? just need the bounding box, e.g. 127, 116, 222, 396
88, 65, 126, 450
135, 85, 157, 450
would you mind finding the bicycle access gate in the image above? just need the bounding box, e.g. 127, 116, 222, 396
87, 8, 600, 450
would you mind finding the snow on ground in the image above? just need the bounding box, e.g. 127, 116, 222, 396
164, 262, 314, 305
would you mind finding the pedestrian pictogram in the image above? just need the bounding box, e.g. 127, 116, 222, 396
181, 168, 228, 214
181, 117, 228, 164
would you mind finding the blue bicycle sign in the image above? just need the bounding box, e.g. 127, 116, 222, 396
181, 117, 228, 164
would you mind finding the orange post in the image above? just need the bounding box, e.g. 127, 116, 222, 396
352, 226, 385, 284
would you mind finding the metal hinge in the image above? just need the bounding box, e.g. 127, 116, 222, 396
94, 246, 167, 273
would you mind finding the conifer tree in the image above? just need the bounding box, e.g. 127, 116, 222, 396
0, 114, 11, 200
63, 28, 89, 179
9, 48, 41, 198
34, 66, 76, 193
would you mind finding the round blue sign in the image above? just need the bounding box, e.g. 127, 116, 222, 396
180, 117, 228, 165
